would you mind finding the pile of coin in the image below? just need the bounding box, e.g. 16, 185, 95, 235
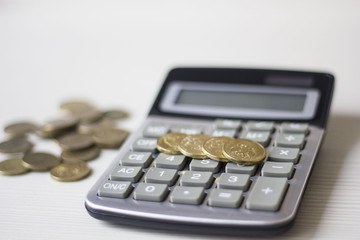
0, 101, 129, 181
157, 133, 266, 165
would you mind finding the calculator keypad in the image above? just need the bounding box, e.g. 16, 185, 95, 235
99, 119, 311, 212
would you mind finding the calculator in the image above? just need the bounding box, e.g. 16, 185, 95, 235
85, 68, 334, 235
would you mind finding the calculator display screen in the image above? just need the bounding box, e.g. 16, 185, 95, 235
160, 81, 320, 119
175, 90, 307, 112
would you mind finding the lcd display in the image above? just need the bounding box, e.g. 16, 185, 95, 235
175, 90, 307, 112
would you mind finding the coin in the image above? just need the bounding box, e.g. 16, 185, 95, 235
77, 118, 116, 135
50, 161, 91, 182
202, 137, 231, 162
0, 137, 33, 154
71, 109, 103, 123
40, 117, 79, 137
57, 133, 94, 151
103, 110, 128, 120
61, 145, 101, 162
92, 128, 129, 148
178, 134, 210, 159
4, 121, 38, 137
222, 138, 266, 165
0, 158, 30, 176
22, 152, 61, 171
60, 101, 94, 114
157, 132, 188, 154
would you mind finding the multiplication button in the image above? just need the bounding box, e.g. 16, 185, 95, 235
268, 147, 300, 163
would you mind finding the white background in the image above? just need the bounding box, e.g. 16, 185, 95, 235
1, 0, 360, 239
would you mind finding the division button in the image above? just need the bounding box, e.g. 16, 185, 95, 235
246, 176, 288, 211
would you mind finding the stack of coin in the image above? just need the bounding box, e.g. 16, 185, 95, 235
0, 100, 130, 182
157, 133, 266, 165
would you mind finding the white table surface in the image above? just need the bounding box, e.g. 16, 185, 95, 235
1, 0, 360, 239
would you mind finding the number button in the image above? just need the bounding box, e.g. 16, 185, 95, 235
145, 167, 178, 185
225, 162, 258, 176
180, 171, 214, 188
154, 153, 186, 170
189, 159, 221, 173
133, 183, 168, 202
217, 173, 250, 190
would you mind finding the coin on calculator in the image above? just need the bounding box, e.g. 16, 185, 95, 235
202, 137, 231, 162
157, 132, 188, 154
178, 134, 210, 159
222, 138, 266, 165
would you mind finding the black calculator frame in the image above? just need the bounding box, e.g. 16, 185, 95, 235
85, 68, 334, 236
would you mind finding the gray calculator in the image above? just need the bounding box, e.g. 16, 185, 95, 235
85, 68, 334, 235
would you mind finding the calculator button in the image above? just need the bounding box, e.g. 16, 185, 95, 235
143, 125, 169, 138
110, 166, 143, 182
97, 180, 133, 199
133, 183, 168, 202
180, 171, 214, 188
246, 176, 288, 211
268, 147, 300, 163
261, 162, 294, 179
280, 122, 309, 134
120, 151, 153, 167
240, 131, 271, 146
275, 133, 305, 149
208, 189, 243, 208
247, 121, 274, 132
189, 159, 221, 173
171, 126, 202, 135
217, 173, 250, 190
154, 153, 186, 170
210, 129, 236, 137
169, 186, 205, 205
132, 138, 158, 152
145, 167, 178, 185
225, 163, 257, 176
214, 119, 241, 130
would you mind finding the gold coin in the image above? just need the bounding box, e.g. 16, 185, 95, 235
60, 101, 94, 114
92, 128, 129, 149
71, 109, 103, 123
157, 132, 188, 154
202, 137, 231, 162
103, 110, 129, 120
41, 117, 79, 137
50, 161, 91, 182
0, 137, 33, 154
222, 138, 266, 165
61, 146, 101, 162
178, 134, 210, 159
77, 118, 116, 135
22, 152, 61, 171
57, 133, 94, 151
0, 158, 29, 176
4, 121, 38, 137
